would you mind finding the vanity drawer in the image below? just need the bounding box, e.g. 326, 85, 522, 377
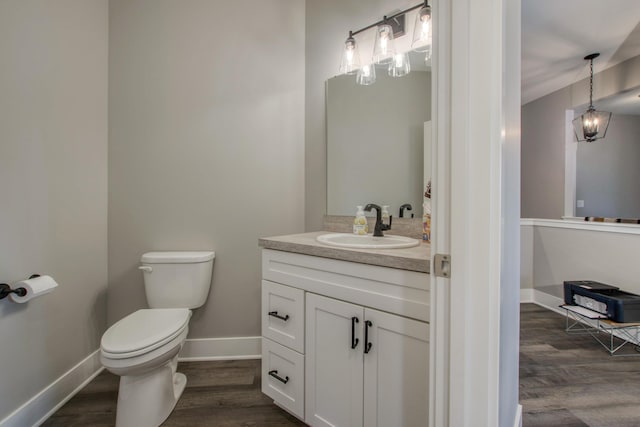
262, 337, 304, 420
262, 280, 305, 353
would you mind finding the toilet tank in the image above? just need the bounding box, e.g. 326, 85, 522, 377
140, 251, 215, 309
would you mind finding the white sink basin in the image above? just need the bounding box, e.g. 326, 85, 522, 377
316, 233, 420, 249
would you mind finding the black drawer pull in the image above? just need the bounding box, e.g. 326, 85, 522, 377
268, 370, 289, 384
351, 317, 359, 349
268, 311, 290, 321
364, 320, 373, 354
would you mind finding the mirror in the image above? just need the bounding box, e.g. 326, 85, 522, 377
572, 86, 640, 218
326, 52, 432, 217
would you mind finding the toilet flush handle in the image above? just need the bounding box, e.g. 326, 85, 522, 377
138, 266, 153, 273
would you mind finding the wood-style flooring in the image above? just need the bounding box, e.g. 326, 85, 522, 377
520, 303, 640, 426
42, 359, 304, 427
43, 304, 640, 426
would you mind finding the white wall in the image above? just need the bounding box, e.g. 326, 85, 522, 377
108, 0, 305, 338
0, 0, 108, 421
499, 0, 521, 423
576, 114, 640, 218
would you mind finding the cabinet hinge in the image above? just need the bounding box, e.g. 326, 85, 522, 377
434, 254, 451, 278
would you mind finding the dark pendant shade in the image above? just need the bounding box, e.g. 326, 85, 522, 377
572, 107, 612, 142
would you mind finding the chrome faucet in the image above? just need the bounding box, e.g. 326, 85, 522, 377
399, 203, 413, 218
364, 203, 392, 237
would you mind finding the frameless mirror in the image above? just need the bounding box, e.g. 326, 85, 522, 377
326, 51, 432, 217
572, 86, 640, 218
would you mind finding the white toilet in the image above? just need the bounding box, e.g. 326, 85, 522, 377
100, 251, 215, 427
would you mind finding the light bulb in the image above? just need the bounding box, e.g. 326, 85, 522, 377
380, 30, 389, 53
356, 64, 376, 85
389, 53, 410, 78
420, 14, 431, 40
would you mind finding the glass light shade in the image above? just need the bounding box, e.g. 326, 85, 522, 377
389, 53, 410, 77
572, 107, 612, 142
339, 36, 361, 75
372, 24, 396, 65
411, 5, 432, 53
356, 64, 376, 86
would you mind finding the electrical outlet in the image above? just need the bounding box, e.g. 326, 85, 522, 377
577, 200, 585, 208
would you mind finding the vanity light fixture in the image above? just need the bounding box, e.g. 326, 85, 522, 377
339, 2, 432, 85
411, 0, 432, 62
572, 53, 612, 142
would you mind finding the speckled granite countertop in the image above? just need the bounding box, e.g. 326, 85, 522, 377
259, 231, 430, 273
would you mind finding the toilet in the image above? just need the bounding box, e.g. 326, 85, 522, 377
100, 251, 215, 427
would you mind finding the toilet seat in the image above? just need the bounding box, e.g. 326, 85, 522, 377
101, 309, 191, 359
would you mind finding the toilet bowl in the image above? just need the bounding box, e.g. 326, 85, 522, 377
101, 309, 191, 426
101, 251, 215, 427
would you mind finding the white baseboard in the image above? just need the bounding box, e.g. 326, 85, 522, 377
513, 404, 522, 427
529, 290, 566, 316
179, 336, 262, 361
0, 349, 103, 427
520, 288, 534, 303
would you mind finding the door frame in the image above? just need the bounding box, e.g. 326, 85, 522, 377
430, 0, 520, 425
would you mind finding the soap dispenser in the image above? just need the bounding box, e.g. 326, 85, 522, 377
353, 206, 369, 235
382, 205, 390, 223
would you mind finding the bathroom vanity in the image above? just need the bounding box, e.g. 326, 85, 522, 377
259, 231, 430, 426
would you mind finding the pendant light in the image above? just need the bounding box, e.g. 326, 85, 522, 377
339, 32, 361, 75
411, 0, 432, 61
372, 22, 396, 65
356, 63, 376, 86
572, 53, 612, 143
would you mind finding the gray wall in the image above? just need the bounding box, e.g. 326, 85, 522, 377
305, 0, 420, 231
0, 0, 108, 421
108, 0, 305, 337
327, 71, 431, 216
576, 114, 640, 218
522, 55, 640, 219
521, 87, 572, 219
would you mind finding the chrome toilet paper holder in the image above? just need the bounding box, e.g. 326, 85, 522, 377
0, 274, 40, 300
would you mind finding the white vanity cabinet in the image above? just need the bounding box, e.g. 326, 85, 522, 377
261, 248, 430, 427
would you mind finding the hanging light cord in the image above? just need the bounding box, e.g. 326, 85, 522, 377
589, 57, 594, 109
348, 1, 428, 37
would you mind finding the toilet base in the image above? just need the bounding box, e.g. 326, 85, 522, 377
115, 358, 187, 427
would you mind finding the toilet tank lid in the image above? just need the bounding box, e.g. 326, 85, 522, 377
141, 251, 215, 263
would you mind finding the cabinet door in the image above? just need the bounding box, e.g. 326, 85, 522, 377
306, 293, 364, 427
363, 308, 429, 427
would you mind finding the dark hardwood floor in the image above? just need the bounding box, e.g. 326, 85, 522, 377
520, 303, 640, 426
43, 304, 640, 426
42, 359, 305, 427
